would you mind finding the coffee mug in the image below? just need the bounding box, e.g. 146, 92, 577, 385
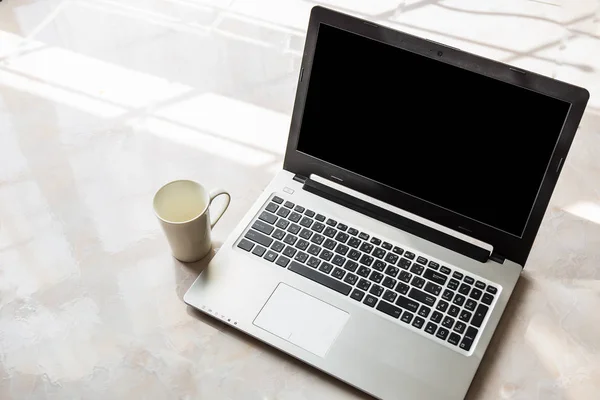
153, 180, 230, 262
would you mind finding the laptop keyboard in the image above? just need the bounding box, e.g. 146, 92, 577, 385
236, 195, 501, 354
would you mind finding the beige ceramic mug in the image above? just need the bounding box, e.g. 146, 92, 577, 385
153, 180, 230, 262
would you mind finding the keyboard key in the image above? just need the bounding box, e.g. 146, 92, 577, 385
337, 223, 348, 231
319, 249, 333, 261
344, 260, 358, 272
307, 256, 320, 268
481, 293, 494, 305
410, 264, 424, 275
359, 242, 374, 254
310, 234, 324, 245
332, 254, 345, 266
271, 241, 285, 252
299, 228, 312, 239
459, 326, 478, 351
364, 295, 378, 307
395, 282, 410, 295
335, 232, 349, 243
399, 270, 412, 283
442, 289, 454, 301
332, 267, 345, 280
318, 262, 333, 274
289, 212, 302, 223
370, 237, 382, 246
377, 301, 402, 318
448, 305, 460, 317
465, 299, 477, 311
400, 312, 414, 324
384, 253, 399, 264
264, 250, 277, 262
252, 246, 266, 257
277, 207, 290, 218
425, 322, 437, 335
408, 288, 436, 306
265, 203, 278, 213
486, 285, 498, 294
283, 234, 298, 245
475, 280, 486, 290
324, 227, 337, 238
369, 284, 384, 297
344, 273, 358, 285
383, 289, 397, 303
453, 294, 466, 306
440, 266, 451, 274
382, 276, 396, 289
237, 239, 254, 251
452, 271, 464, 280
346, 228, 357, 236
283, 246, 297, 258
360, 254, 374, 266
459, 310, 472, 323
275, 219, 290, 229
288, 224, 301, 234
424, 281, 442, 296
284, 201, 294, 209
299, 217, 312, 228
315, 214, 326, 222
392, 246, 404, 255
272, 196, 283, 204
323, 238, 336, 250
398, 258, 411, 269
373, 260, 386, 271
276, 256, 290, 267
307, 244, 320, 256
384, 265, 399, 277
464, 276, 475, 285
418, 305, 431, 318
369, 271, 383, 283
447, 279, 459, 290
294, 251, 308, 263
430, 311, 443, 323
245, 229, 273, 247
416, 256, 428, 265
382, 242, 393, 250
357, 278, 371, 291
404, 251, 415, 260
458, 283, 471, 295
304, 210, 315, 218
395, 295, 419, 313
272, 229, 286, 240
453, 321, 466, 334
311, 222, 325, 233
350, 289, 365, 301
372, 248, 386, 259
471, 304, 489, 327
442, 316, 454, 329
411, 276, 425, 288
358, 232, 369, 240
347, 237, 361, 248
295, 239, 309, 250
357, 266, 370, 277
423, 268, 448, 285
436, 327, 449, 340
412, 316, 425, 329
436, 300, 449, 312
294, 205, 305, 213
428, 261, 439, 270
289, 261, 352, 295
326, 218, 337, 227
448, 332, 461, 346
470, 288, 483, 300
253, 220, 274, 235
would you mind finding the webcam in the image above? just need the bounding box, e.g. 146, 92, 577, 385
437, 51, 443, 57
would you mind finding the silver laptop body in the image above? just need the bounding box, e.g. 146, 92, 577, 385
185, 7, 589, 400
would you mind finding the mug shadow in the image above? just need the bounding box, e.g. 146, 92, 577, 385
174, 240, 222, 301
465, 274, 531, 399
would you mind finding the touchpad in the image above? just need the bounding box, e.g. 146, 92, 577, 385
253, 283, 349, 357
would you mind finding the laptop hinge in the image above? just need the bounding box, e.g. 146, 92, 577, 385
301, 177, 492, 263
489, 252, 506, 264
293, 174, 308, 184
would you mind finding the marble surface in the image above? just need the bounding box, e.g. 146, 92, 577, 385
1, 0, 599, 399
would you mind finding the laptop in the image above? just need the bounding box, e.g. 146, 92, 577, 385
184, 6, 589, 400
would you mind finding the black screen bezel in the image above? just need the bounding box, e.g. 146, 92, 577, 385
284, 6, 589, 266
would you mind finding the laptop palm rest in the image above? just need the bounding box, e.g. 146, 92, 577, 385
253, 283, 349, 357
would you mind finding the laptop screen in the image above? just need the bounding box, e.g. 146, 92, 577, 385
297, 23, 571, 238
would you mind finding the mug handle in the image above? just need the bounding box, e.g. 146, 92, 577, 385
208, 188, 231, 228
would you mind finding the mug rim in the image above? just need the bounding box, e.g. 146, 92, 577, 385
153, 179, 210, 225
